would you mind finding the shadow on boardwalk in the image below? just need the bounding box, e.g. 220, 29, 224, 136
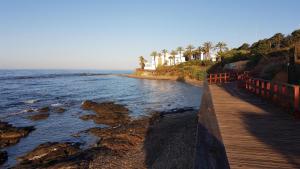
221, 82, 300, 168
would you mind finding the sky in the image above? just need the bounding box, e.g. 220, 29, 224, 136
0, 0, 300, 70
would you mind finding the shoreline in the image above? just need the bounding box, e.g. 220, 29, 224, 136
1, 73, 202, 168
119, 74, 203, 87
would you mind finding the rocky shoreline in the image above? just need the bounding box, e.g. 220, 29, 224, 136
0, 121, 35, 165
2, 100, 198, 168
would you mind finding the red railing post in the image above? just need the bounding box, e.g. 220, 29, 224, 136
256, 80, 259, 95
294, 85, 300, 117
266, 82, 271, 99
261, 81, 265, 98
273, 84, 278, 103
214, 74, 217, 84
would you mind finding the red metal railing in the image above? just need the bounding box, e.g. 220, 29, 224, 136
241, 76, 300, 117
207, 73, 231, 84
207, 71, 250, 85
207, 71, 300, 117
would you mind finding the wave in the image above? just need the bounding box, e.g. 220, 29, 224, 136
51, 103, 63, 107
0, 73, 110, 81
23, 99, 39, 104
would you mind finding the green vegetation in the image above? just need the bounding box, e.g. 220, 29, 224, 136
185, 44, 195, 61
136, 29, 300, 82
161, 49, 168, 65
150, 51, 158, 69
209, 29, 300, 81
154, 60, 212, 81
217, 29, 300, 66
139, 56, 146, 70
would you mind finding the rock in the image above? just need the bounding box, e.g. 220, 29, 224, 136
54, 107, 66, 113
0, 151, 7, 165
81, 101, 129, 114
40, 147, 116, 169
38, 107, 50, 113
28, 113, 49, 121
17, 142, 81, 165
81, 100, 96, 110
0, 121, 35, 148
80, 101, 130, 126
87, 114, 161, 152
14, 144, 114, 169
79, 114, 95, 121
25, 109, 34, 113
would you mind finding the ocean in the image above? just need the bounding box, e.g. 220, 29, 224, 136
0, 69, 202, 167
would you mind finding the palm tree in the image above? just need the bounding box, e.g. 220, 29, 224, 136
203, 42, 213, 59
186, 44, 195, 61
168, 56, 173, 66
161, 49, 168, 65
157, 53, 162, 67
196, 46, 203, 60
170, 50, 178, 65
139, 56, 146, 70
215, 42, 228, 53
176, 47, 184, 62
150, 51, 158, 68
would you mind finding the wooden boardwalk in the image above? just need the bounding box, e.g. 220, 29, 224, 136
209, 83, 300, 169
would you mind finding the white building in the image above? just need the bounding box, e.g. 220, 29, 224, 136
144, 51, 217, 70
144, 52, 186, 70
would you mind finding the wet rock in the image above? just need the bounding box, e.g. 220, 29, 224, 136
14, 144, 115, 169
81, 101, 129, 114
87, 113, 161, 152
79, 114, 95, 121
25, 109, 34, 113
38, 107, 50, 113
54, 107, 66, 113
0, 151, 7, 165
80, 101, 130, 126
28, 112, 49, 121
0, 121, 35, 148
42, 147, 116, 169
17, 142, 81, 166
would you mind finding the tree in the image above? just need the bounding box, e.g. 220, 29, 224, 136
282, 35, 293, 47
270, 33, 284, 49
251, 39, 271, 54
203, 42, 213, 59
150, 51, 158, 68
161, 49, 168, 65
237, 43, 250, 50
186, 44, 195, 61
291, 29, 300, 43
139, 56, 146, 70
170, 50, 178, 65
215, 42, 228, 53
157, 53, 162, 67
176, 46, 184, 62
191, 47, 202, 60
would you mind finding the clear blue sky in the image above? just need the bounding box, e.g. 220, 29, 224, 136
0, 0, 300, 70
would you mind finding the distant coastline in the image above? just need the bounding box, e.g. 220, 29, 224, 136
119, 73, 203, 87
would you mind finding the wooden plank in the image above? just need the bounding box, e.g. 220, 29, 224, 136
209, 83, 300, 169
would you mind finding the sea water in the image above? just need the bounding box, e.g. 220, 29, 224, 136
0, 69, 202, 167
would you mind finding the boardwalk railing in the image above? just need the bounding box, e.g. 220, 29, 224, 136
207, 71, 300, 117
207, 73, 231, 84
243, 77, 300, 116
